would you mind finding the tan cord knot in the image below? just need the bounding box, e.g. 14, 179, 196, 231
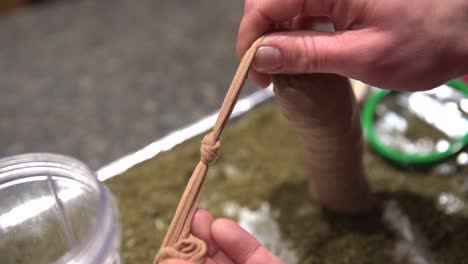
200, 133, 221, 165
156, 235, 207, 264
154, 37, 264, 264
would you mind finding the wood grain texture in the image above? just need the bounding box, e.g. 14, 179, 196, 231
273, 74, 374, 213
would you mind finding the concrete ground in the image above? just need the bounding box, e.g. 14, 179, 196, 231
0, 0, 255, 169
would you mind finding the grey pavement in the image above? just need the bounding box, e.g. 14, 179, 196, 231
0, 0, 256, 169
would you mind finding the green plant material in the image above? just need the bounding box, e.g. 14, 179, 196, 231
107, 104, 468, 264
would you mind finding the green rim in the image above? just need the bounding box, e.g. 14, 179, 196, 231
362, 79, 468, 166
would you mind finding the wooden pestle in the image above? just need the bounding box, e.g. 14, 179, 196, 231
273, 74, 374, 213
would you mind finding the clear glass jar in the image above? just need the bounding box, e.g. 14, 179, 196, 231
0, 153, 121, 264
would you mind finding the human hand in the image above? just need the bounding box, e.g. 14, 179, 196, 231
161, 209, 283, 264
237, 0, 468, 91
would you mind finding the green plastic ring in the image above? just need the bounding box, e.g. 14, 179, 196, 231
362, 79, 468, 166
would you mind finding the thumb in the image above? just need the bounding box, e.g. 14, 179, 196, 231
253, 29, 380, 77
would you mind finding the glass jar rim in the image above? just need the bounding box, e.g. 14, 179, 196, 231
0, 152, 120, 264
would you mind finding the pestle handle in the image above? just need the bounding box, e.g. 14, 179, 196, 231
273, 74, 374, 213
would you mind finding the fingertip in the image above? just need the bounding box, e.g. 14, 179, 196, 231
237, 10, 272, 59
193, 209, 213, 226
192, 208, 214, 240
249, 69, 272, 88
236, 17, 252, 59
211, 218, 262, 263
210, 218, 241, 244
192, 209, 219, 257
211, 219, 283, 264
211, 218, 238, 233
236, 30, 245, 59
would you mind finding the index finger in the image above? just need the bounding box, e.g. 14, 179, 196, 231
236, 0, 332, 57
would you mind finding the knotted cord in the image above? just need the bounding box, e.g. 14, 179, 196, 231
154, 37, 264, 264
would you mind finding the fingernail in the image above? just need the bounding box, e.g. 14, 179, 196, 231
254, 46, 282, 73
